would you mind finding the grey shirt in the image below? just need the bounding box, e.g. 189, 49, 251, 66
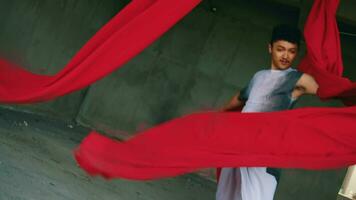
239, 67, 303, 181
239, 68, 303, 113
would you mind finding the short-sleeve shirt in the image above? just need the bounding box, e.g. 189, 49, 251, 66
238, 67, 303, 182
239, 68, 303, 113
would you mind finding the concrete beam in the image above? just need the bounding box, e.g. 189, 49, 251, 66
269, 0, 356, 26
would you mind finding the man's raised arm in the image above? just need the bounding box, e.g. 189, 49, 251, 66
221, 91, 246, 111
297, 73, 319, 95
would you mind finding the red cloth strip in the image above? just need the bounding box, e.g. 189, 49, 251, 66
0, 0, 201, 103
75, 106, 356, 180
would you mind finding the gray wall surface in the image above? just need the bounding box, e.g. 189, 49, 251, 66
0, 0, 128, 120
1, 0, 355, 199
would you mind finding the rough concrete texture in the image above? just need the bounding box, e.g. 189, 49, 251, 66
275, 169, 346, 200
0, 108, 216, 200
0, 0, 127, 120
272, 0, 356, 26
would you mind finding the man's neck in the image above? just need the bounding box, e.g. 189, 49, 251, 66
270, 65, 291, 71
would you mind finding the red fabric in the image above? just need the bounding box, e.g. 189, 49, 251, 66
0, 0, 201, 103
298, 0, 355, 105
76, 106, 356, 180
0, 0, 355, 180
74, 0, 356, 180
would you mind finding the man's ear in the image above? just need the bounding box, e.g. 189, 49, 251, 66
268, 43, 272, 54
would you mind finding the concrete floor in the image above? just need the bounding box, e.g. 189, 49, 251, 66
0, 108, 215, 200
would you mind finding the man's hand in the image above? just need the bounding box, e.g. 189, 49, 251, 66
296, 73, 319, 95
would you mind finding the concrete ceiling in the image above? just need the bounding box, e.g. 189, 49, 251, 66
269, 0, 356, 26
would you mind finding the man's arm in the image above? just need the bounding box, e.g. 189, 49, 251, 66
221, 91, 246, 111
296, 73, 319, 95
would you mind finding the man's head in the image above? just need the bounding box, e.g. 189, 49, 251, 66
269, 24, 302, 70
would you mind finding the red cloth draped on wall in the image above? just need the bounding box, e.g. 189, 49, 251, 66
0, 0, 355, 180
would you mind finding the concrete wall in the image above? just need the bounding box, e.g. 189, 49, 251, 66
273, 0, 356, 26
1, 0, 355, 199
0, 0, 128, 120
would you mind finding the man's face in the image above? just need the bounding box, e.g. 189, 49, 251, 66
269, 40, 298, 70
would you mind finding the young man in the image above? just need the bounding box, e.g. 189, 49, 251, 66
216, 25, 319, 200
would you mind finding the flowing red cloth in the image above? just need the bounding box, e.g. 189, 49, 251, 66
298, 0, 356, 105
0, 0, 201, 103
74, 0, 356, 180
76, 106, 356, 180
